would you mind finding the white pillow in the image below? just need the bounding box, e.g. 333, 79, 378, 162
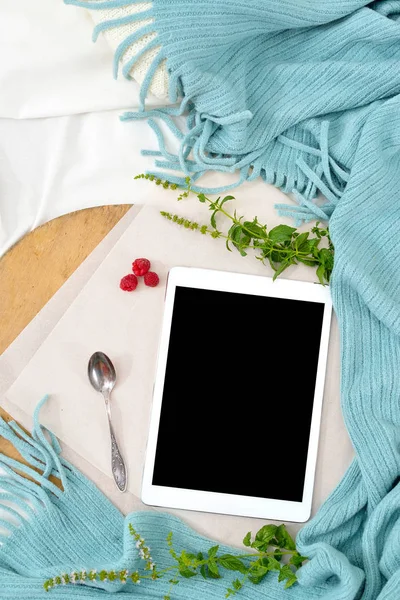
88, 2, 169, 99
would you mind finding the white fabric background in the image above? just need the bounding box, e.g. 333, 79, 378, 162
0, 0, 168, 255
0, 0, 164, 119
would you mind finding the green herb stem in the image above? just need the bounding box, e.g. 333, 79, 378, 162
45, 523, 306, 596
155, 177, 333, 285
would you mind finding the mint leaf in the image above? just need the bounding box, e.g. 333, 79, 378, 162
200, 565, 207, 579
297, 257, 316, 267
270, 250, 288, 263
218, 556, 247, 574
251, 539, 267, 550
272, 260, 291, 280
275, 525, 296, 551
248, 565, 269, 584
220, 195, 235, 207
273, 549, 283, 562
316, 263, 326, 285
198, 194, 206, 203
308, 237, 320, 249
229, 224, 243, 244
208, 545, 219, 559
243, 221, 266, 239
289, 554, 307, 568
285, 575, 297, 589
278, 564, 293, 583
182, 551, 196, 561
320, 248, 334, 270
208, 198, 219, 211
232, 578, 242, 590
252, 566, 269, 577
268, 557, 281, 571
207, 560, 220, 578
295, 231, 309, 250
269, 224, 296, 244
254, 524, 277, 546
243, 532, 252, 547
179, 568, 197, 578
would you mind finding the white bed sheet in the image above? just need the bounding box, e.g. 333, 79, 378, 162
0, 0, 166, 119
0, 0, 169, 255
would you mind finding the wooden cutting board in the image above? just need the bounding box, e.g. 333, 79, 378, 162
0, 205, 131, 467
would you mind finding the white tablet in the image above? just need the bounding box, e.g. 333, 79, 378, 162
142, 267, 332, 522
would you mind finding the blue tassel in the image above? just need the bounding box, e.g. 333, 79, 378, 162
65, 0, 141, 8
93, 9, 153, 42
139, 51, 166, 109
122, 38, 160, 79
113, 24, 155, 79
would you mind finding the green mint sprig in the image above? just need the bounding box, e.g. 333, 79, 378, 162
161, 523, 307, 598
44, 523, 306, 596
135, 173, 334, 285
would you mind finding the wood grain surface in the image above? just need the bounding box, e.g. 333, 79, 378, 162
0, 205, 131, 468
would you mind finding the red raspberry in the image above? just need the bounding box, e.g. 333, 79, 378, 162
120, 274, 138, 291
144, 272, 159, 287
132, 258, 151, 277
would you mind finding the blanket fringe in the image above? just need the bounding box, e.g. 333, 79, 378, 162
0, 395, 69, 542
123, 94, 349, 223
64, 0, 143, 10
69, 0, 350, 224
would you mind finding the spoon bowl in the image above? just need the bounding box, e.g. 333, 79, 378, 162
88, 352, 116, 395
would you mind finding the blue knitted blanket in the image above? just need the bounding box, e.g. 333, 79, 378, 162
2, 0, 400, 598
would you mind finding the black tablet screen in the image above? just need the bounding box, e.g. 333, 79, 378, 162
152, 285, 325, 502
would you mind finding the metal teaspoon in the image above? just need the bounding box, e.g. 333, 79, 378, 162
88, 351, 127, 492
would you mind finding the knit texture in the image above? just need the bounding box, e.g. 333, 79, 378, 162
3, 0, 400, 597
87, 2, 169, 97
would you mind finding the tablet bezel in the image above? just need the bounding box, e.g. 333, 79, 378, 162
142, 267, 332, 522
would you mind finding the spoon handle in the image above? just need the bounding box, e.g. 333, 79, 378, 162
104, 395, 127, 492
